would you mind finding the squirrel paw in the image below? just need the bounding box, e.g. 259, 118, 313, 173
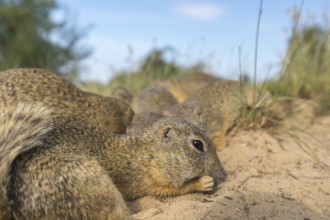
196, 176, 214, 192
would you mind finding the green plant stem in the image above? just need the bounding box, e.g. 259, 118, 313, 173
280, 0, 305, 79
253, 0, 263, 104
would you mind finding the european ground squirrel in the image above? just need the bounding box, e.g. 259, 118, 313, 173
0, 103, 223, 219
0, 68, 134, 133
165, 80, 264, 150
128, 85, 178, 132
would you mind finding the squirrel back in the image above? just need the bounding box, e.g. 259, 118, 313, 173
0, 68, 134, 133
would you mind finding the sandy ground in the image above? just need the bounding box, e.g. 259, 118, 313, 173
129, 114, 330, 219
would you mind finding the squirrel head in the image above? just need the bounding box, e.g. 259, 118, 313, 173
140, 117, 221, 188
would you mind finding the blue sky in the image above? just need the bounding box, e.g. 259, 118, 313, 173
56, 0, 330, 82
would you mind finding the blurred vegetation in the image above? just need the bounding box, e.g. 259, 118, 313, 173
78, 47, 207, 95
79, 8, 330, 116
0, 0, 90, 75
1, 0, 329, 115
264, 8, 330, 114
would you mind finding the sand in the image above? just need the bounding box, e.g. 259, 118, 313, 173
129, 114, 330, 220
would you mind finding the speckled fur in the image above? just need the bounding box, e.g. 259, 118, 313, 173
128, 85, 178, 132
131, 85, 177, 114
0, 68, 134, 133
0, 104, 223, 219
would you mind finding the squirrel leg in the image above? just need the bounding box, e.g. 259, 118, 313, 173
145, 176, 215, 197
9, 155, 130, 220
180, 176, 215, 193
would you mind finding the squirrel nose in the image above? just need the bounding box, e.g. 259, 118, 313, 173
209, 156, 227, 184
205, 153, 220, 175
212, 153, 221, 172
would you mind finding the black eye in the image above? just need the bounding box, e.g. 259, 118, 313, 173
192, 140, 204, 152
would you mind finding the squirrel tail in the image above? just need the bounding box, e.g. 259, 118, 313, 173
0, 103, 53, 217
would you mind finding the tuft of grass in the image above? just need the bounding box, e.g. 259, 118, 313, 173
237, 0, 329, 133
235, 88, 286, 133
232, 0, 324, 155
234, 0, 285, 131
263, 2, 330, 115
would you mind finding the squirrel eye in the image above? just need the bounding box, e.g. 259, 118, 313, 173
192, 140, 204, 152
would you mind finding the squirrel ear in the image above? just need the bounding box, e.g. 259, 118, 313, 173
193, 107, 204, 127
163, 127, 176, 140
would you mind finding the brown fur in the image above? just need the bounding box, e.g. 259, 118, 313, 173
156, 72, 217, 103
0, 104, 223, 219
128, 85, 177, 132
131, 85, 177, 114
0, 68, 134, 133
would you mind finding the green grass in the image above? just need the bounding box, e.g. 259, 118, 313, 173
262, 3, 330, 115
263, 24, 330, 115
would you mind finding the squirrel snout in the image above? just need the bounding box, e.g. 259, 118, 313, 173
205, 153, 227, 185
206, 153, 222, 175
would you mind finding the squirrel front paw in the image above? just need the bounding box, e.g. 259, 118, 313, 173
196, 176, 214, 192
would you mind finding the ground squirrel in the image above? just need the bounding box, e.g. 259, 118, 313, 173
128, 85, 178, 132
0, 103, 223, 219
165, 80, 266, 150
0, 68, 134, 133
